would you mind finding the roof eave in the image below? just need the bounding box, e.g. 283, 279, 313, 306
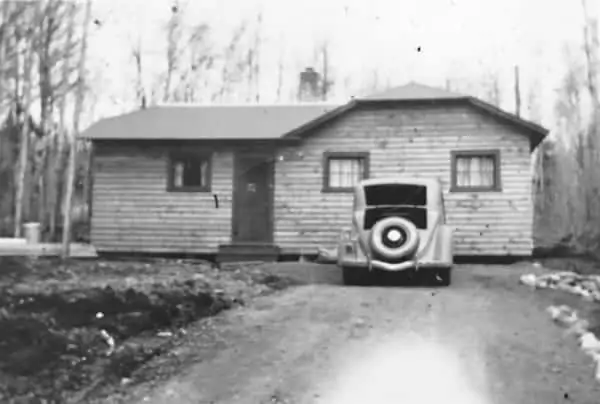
87, 137, 300, 144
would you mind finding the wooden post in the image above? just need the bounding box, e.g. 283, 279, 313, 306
14, 3, 41, 238
62, 0, 92, 258
514, 65, 521, 117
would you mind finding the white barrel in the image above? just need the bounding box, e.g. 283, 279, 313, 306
23, 222, 41, 244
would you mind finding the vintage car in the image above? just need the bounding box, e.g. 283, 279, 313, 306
337, 177, 453, 286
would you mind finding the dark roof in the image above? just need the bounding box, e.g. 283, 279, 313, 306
283, 82, 549, 150
82, 82, 548, 150
81, 104, 340, 140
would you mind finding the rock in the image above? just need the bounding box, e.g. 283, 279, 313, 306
546, 304, 600, 383
520, 271, 600, 302
519, 274, 537, 288
581, 332, 600, 354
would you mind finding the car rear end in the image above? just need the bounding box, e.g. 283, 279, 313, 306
338, 178, 453, 282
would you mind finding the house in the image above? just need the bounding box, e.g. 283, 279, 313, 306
81, 82, 548, 261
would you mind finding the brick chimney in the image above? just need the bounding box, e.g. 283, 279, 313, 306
298, 67, 321, 102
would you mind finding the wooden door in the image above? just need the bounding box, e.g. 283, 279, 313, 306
232, 153, 274, 243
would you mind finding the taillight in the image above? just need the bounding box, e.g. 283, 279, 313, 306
340, 229, 352, 241
341, 229, 359, 257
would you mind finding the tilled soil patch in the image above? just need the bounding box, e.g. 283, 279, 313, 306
0, 257, 299, 403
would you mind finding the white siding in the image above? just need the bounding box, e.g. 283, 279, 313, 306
274, 104, 533, 255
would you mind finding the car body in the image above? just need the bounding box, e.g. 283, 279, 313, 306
337, 177, 453, 286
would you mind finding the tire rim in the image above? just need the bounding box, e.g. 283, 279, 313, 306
370, 217, 420, 261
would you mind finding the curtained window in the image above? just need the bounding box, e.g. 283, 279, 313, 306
168, 151, 212, 192
451, 150, 500, 191
323, 152, 369, 192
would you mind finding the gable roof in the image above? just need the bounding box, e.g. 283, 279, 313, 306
81, 82, 548, 150
283, 82, 548, 150
81, 104, 340, 140
362, 81, 466, 101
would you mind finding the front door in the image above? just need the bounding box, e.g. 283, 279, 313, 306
232, 153, 274, 243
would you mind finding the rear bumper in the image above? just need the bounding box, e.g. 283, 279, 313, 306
339, 257, 452, 272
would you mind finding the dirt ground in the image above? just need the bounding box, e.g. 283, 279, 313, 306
90, 260, 600, 404
0, 257, 299, 403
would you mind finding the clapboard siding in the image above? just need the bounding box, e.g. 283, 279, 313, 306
274, 104, 533, 255
90, 145, 233, 253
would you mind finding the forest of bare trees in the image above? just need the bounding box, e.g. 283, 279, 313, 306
530, 0, 600, 257
0, 0, 92, 249
1, 0, 600, 258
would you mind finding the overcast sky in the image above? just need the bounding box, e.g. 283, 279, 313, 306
83, 0, 599, 131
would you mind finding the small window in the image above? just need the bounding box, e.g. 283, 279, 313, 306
167, 151, 212, 192
451, 150, 501, 192
323, 152, 369, 192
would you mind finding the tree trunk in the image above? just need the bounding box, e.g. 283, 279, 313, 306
514, 65, 521, 117
0, 0, 9, 181
581, 0, 600, 231
276, 55, 284, 102
132, 38, 146, 108
14, 3, 40, 238
321, 44, 329, 101
0, 0, 10, 117
163, 1, 180, 103
49, 1, 75, 241
62, 0, 92, 258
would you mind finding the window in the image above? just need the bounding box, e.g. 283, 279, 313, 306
451, 150, 501, 192
323, 152, 369, 192
167, 151, 212, 192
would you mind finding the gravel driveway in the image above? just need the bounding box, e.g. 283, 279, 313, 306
119, 262, 600, 404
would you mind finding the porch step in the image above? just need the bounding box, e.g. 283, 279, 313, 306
217, 244, 280, 263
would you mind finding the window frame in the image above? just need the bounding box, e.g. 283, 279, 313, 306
166, 150, 213, 193
450, 149, 502, 192
322, 151, 370, 193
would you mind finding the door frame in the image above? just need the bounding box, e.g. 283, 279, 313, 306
231, 150, 275, 244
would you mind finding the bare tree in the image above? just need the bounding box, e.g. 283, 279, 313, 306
62, 0, 92, 258
0, 0, 10, 175
275, 52, 284, 102
215, 20, 248, 102
514, 65, 521, 117
0, 0, 11, 114
320, 42, 331, 100
14, 2, 41, 238
539, 52, 589, 249
245, 10, 262, 103
525, 79, 542, 123
180, 22, 213, 102
131, 36, 146, 108
483, 73, 502, 107
34, 0, 76, 230
581, 0, 599, 110
49, 1, 76, 240
163, 0, 183, 102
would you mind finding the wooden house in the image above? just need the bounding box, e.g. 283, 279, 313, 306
81, 82, 548, 261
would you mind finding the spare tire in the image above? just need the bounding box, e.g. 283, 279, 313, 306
370, 216, 420, 261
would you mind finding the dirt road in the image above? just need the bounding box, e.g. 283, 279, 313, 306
123, 263, 600, 404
